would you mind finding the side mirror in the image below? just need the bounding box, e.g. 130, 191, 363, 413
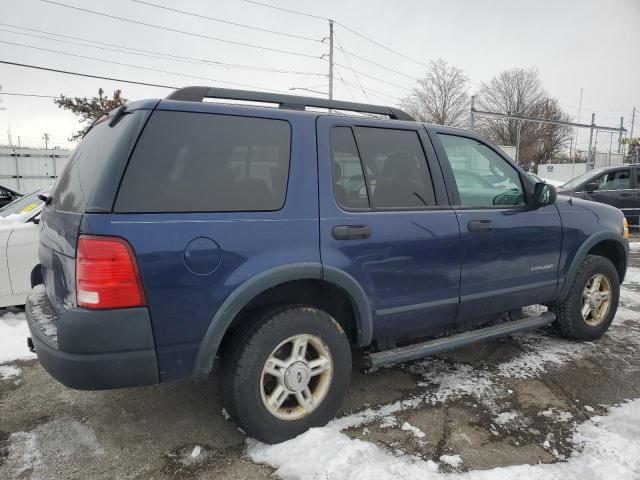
533, 182, 556, 207
585, 182, 599, 193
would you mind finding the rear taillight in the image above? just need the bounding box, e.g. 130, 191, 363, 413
76, 235, 146, 309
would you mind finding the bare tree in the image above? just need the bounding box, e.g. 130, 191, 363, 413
475, 67, 571, 167
401, 59, 469, 126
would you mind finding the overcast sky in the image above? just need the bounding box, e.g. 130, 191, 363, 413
0, 0, 638, 150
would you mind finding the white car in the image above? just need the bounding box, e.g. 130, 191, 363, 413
0, 186, 49, 308
529, 173, 564, 188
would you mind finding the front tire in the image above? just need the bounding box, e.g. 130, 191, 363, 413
221, 306, 351, 443
551, 255, 620, 340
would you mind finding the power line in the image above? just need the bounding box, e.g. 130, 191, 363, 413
332, 67, 357, 102
39, 0, 322, 59
0, 92, 60, 98
333, 22, 428, 69
1, 40, 295, 94
0, 60, 177, 89
338, 78, 400, 103
242, 0, 330, 21
242, 0, 432, 70
132, 0, 323, 43
334, 34, 369, 101
331, 45, 419, 82
0, 25, 326, 77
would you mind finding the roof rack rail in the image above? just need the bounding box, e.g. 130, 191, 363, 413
166, 86, 414, 121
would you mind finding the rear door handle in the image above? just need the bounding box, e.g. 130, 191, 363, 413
332, 225, 371, 240
467, 220, 494, 232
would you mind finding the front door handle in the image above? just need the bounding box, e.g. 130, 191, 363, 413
468, 220, 494, 232
332, 225, 371, 240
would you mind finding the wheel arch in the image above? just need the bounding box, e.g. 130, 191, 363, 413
558, 231, 629, 300
190, 263, 373, 379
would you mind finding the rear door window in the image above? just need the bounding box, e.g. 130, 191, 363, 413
352, 127, 436, 209
331, 127, 369, 209
115, 111, 291, 213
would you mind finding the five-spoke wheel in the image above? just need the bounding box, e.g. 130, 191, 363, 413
261, 334, 333, 420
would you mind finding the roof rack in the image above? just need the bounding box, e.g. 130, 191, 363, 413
166, 86, 414, 121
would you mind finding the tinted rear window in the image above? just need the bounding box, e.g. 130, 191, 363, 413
51, 110, 150, 213
114, 111, 291, 213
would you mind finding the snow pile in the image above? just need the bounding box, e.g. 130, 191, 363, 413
247, 400, 640, 480
0, 310, 35, 364
628, 241, 640, 252
439, 454, 462, 468
401, 421, 426, 439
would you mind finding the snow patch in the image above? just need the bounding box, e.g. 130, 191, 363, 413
247, 400, 640, 480
0, 364, 21, 381
379, 416, 397, 429
439, 453, 462, 468
493, 410, 520, 426
628, 241, 640, 252
401, 421, 426, 439
539, 408, 573, 422
0, 310, 36, 364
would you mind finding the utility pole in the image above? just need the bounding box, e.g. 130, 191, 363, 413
587, 113, 596, 170
608, 131, 614, 165
617, 117, 624, 154
43, 133, 50, 150
328, 20, 334, 101
631, 107, 636, 140
470, 95, 475, 131
515, 114, 523, 165
572, 87, 583, 158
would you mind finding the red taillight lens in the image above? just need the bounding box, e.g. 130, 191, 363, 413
76, 235, 146, 309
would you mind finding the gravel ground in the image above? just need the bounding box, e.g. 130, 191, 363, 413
1, 234, 639, 479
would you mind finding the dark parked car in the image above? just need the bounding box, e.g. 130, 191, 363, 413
557, 164, 639, 227
0, 184, 22, 208
26, 87, 629, 443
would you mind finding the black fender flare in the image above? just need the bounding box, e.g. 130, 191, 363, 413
557, 230, 628, 300
190, 263, 374, 379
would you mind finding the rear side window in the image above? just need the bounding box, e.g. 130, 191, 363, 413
115, 111, 291, 213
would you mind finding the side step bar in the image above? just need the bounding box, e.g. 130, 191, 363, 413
365, 312, 555, 369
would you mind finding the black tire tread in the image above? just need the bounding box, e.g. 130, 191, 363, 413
551, 254, 619, 340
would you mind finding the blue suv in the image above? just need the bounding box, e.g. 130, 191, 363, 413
26, 87, 630, 443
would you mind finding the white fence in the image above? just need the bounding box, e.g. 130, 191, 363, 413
0, 147, 72, 193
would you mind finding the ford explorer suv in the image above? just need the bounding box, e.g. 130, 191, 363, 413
26, 87, 630, 444
557, 164, 640, 228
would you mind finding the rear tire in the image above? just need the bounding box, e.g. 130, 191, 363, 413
551, 255, 619, 341
221, 306, 351, 444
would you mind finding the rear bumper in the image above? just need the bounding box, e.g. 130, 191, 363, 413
25, 284, 159, 390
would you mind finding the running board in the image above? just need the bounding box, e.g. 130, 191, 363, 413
364, 312, 556, 369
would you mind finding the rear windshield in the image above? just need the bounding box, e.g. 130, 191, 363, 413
50, 109, 150, 213
114, 111, 291, 213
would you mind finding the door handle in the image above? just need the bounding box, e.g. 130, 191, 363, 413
332, 225, 371, 240
468, 220, 494, 232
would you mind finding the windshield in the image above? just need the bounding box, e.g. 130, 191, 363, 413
561, 168, 605, 189
0, 185, 50, 218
